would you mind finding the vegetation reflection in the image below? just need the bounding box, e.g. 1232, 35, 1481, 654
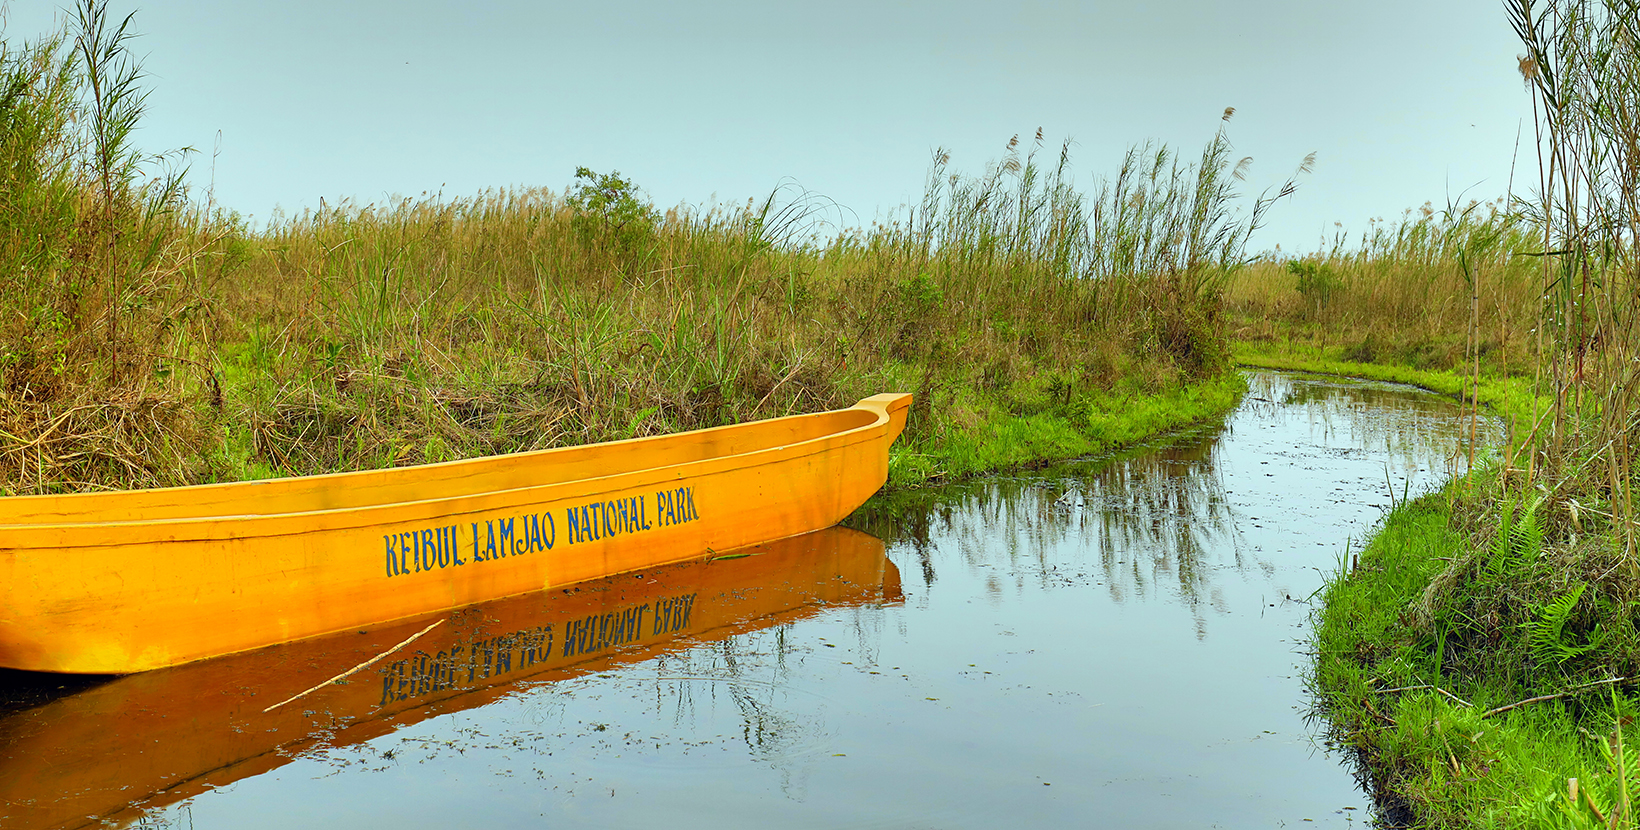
853, 372, 1499, 640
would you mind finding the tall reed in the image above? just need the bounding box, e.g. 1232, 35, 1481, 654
1227, 202, 1543, 375
1509, 0, 1640, 555
0, 8, 1289, 494
0, 4, 217, 493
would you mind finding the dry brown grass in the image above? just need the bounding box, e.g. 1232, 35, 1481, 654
1, 9, 1278, 495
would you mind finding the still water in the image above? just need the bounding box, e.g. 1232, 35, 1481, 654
0, 371, 1501, 829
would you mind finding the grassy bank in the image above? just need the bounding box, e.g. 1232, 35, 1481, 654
1246, 302, 1640, 829
1312, 479, 1640, 828
1241, 248, 1640, 827
1233, 341, 1540, 436
1242, 0, 1640, 823
1232, 344, 1602, 826
885, 369, 1245, 488
0, 8, 1271, 498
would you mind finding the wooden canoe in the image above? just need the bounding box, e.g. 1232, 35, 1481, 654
0, 393, 911, 673
0, 526, 902, 830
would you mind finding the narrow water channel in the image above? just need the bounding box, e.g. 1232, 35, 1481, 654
0, 371, 1501, 829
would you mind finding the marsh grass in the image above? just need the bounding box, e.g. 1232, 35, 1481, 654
207, 122, 1267, 486
1305, 2, 1640, 824
1312, 480, 1640, 829
0, 3, 214, 492
0, 11, 1287, 496
1227, 202, 1542, 376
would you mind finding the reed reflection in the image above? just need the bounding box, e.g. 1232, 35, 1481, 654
1245, 372, 1504, 476
852, 371, 1501, 639
0, 526, 898, 830
852, 422, 1242, 637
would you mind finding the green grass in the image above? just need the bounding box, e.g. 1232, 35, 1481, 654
1237, 286, 1640, 828
1312, 485, 1640, 828
1249, 327, 1640, 827
887, 370, 1246, 488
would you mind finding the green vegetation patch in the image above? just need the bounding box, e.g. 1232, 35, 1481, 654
1313, 480, 1640, 828
887, 371, 1246, 489
1251, 333, 1640, 828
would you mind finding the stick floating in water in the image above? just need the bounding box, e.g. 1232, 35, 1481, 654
263, 619, 446, 713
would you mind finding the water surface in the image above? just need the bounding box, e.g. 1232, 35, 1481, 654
0, 371, 1500, 828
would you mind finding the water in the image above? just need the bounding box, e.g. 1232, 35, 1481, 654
0, 371, 1502, 829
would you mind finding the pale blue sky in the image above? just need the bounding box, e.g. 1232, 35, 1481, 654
7, 0, 1534, 253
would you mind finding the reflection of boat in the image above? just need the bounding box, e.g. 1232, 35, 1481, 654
0, 526, 900, 830
0, 394, 911, 673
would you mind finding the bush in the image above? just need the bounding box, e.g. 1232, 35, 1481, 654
1288, 260, 1342, 311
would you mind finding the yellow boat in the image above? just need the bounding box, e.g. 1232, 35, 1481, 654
0, 526, 902, 830
0, 394, 911, 673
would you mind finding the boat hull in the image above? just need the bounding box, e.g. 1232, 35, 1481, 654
0, 394, 910, 673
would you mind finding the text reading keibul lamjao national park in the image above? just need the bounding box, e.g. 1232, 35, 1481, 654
382, 487, 700, 577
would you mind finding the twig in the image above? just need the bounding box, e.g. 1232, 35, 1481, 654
142, 350, 224, 409
0, 405, 105, 453
750, 354, 808, 416
1482, 675, 1630, 719
262, 619, 444, 713
1362, 696, 1397, 726
1375, 683, 1474, 708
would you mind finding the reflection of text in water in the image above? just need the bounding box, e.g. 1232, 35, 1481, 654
378, 592, 698, 706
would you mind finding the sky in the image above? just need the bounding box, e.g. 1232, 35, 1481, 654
5, 0, 1537, 254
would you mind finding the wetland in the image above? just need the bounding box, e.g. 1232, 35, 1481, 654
0, 371, 1501, 828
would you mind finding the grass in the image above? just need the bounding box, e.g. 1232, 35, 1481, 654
0, 9, 1271, 497
1283, 1, 1640, 823
1232, 341, 1541, 439
1226, 202, 1540, 379
1262, 334, 1640, 828
887, 369, 1247, 488
1313, 479, 1640, 828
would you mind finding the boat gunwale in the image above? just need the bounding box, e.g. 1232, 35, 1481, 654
0, 399, 862, 506
0, 395, 904, 545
